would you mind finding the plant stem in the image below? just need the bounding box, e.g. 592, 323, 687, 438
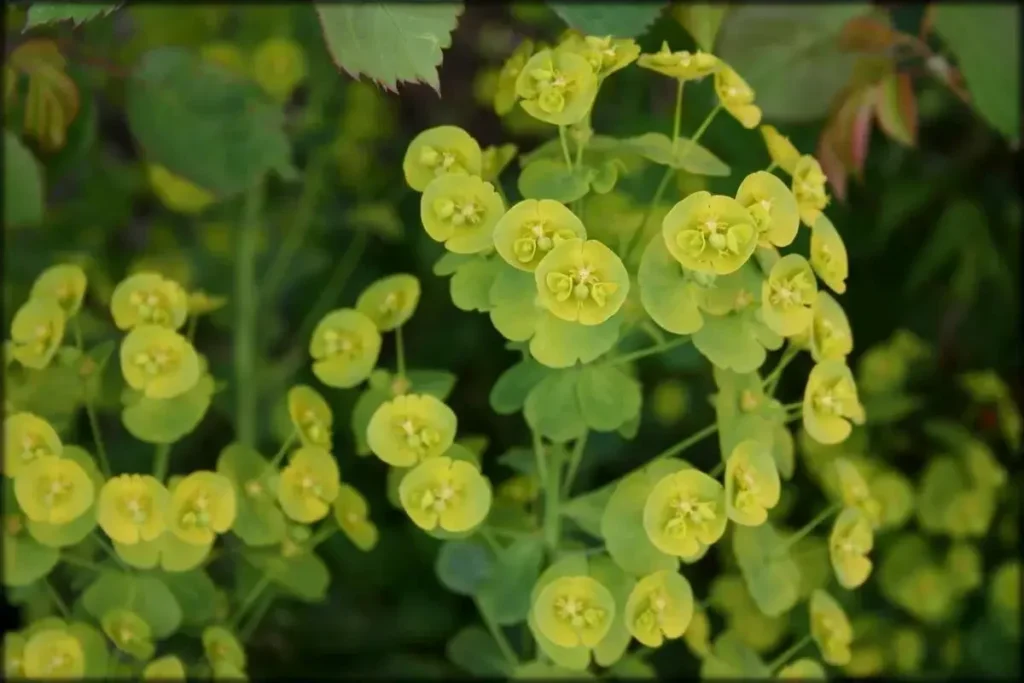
532, 432, 548, 488
781, 400, 804, 412
538, 434, 561, 555
683, 104, 722, 155
186, 314, 199, 343
475, 597, 520, 667
624, 165, 673, 262
779, 502, 841, 554
608, 335, 690, 366
74, 318, 111, 478
231, 573, 273, 631
768, 634, 812, 672
558, 126, 573, 170
478, 527, 502, 554
670, 78, 685, 154
93, 532, 128, 570
653, 422, 719, 463
395, 325, 407, 381
296, 229, 369, 345
763, 345, 798, 396
61, 553, 103, 572
709, 460, 725, 478
153, 444, 171, 481
308, 525, 338, 550
561, 431, 589, 498
44, 578, 70, 618
239, 588, 276, 643
765, 161, 779, 174
266, 431, 297, 473
235, 178, 266, 449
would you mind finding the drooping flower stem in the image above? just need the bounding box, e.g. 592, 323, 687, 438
764, 344, 799, 395
395, 325, 407, 381
235, 177, 266, 449
558, 125, 573, 171
475, 597, 520, 667
562, 430, 589, 497
768, 633, 813, 672
153, 443, 171, 482
779, 502, 842, 554
231, 572, 274, 631
74, 317, 111, 478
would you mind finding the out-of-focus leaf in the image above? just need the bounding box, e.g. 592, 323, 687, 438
24, 4, 120, 29
550, 3, 665, 39
875, 71, 917, 147
674, 4, 729, 51
3, 131, 45, 228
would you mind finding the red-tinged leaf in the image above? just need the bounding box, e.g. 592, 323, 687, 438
817, 128, 848, 202
839, 14, 903, 54
849, 97, 874, 177
875, 72, 917, 146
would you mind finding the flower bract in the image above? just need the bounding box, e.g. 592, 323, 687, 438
421, 173, 506, 254
493, 199, 586, 272
662, 191, 757, 275
367, 393, 457, 467
715, 63, 761, 128
515, 48, 598, 126
29, 264, 87, 317
637, 42, 719, 80
167, 471, 236, 545
398, 456, 492, 532
792, 155, 829, 227
278, 446, 340, 523
810, 214, 849, 294
14, 455, 94, 525
9, 298, 65, 370
761, 254, 818, 337
532, 575, 616, 648
643, 469, 727, 558
735, 171, 799, 248
403, 126, 483, 192
534, 238, 629, 325
809, 589, 853, 665
287, 385, 334, 448
803, 360, 864, 445
309, 308, 382, 388
3, 412, 62, 479
829, 507, 874, 589
624, 570, 695, 647
110, 272, 189, 331
332, 483, 379, 551
355, 274, 421, 332
97, 474, 169, 545
120, 325, 201, 400
724, 439, 781, 526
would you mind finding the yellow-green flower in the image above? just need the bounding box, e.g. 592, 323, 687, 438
287, 385, 333, 448
403, 126, 483, 192
803, 360, 864, 445
643, 469, 727, 559
201, 42, 248, 76
792, 156, 829, 227
806, 291, 852, 362
9, 298, 65, 370
110, 272, 189, 331
481, 143, 518, 182
535, 238, 629, 325
355, 274, 421, 332
759, 125, 801, 176
724, 439, 781, 527
829, 507, 873, 589
945, 542, 982, 593
3, 412, 62, 479
421, 173, 506, 254
624, 570, 694, 648
203, 626, 246, 671
715, 63, 761, 128
309, 309, 382, 389
495, 39, 535, 115
515, 48, 598, 126
809, 589, 853, 666
29, 264, 88, 317
97, 474, 169, 546
187, 290, 227, 316
14, 455, 94, 525
559, 34, 640, 78
143, 655, 186, 680
761, 255, 817, 338
735, 171, 799, 248
532, 575, 616, 648
870, 471, 914, 530
332, 483, 379, 551
101, 608, 155, 660
120, 325, 201, 400
398, 456, 492, 533
494, 199, 587, 272
637, 42, 719, 81
777, 658, 826, 679
278, 446, 340, 523
148, 164, 216, 215
367, 393, 457, 467
662, 191, 758, 275
809, 215, 848, 294
21, 627, 85, 679
4, 631, 27, 678
167, 471, 236, 545
833, 459, 882, 528
251, 37, 306, 101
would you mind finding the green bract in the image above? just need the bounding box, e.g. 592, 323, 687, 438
9, 298, 65, 370
624, 570, 694, 648
110, 272, 188, 331
481, 143, 518, 182
97, 474, 169, 545
216, 442, 286, 547
810, 214, 849, 294
806, 291, 853, 362
287, 385, 334, 449
714, 63, 761, 129
421, 173, 506, 254
367, 393, 458, 467
397, 456, 492, 533
493, 199, 586, 272
278, 446, 340, 523
3, 412, 62, 479
203, 626, 246, 672
495, 39, 535, 116
143, 655, 186, 679
120, 325, 201, 400
21, 626, 86, 678
793, 156, 829, 228
810, 589, 853, 665
29, 264, 88, 316
167, 471, 236, 546
643, 468, 727, 559
761, 254, 818, 337
759, 125, 800, 176
558, 34, 640, 79
309, 308, 382, 389
101, 608, 155, 660
14, 455, 94, 525
662, 191, 757, 275
636, 42, 719, 81
532, 574, 616, 648
724, 439, 780, 526
735, 171, 799, 248
515, 48, 598, 126
829, 507, 874, 589
534, 238, 629, 325
332, 484, 379, 551
803, 360, 864, 445
778, 658, 826, 678
355, 274, 421, 332
638, 236, 704, 335
403, 125, 483, 192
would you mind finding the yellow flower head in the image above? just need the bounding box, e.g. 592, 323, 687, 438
9, 298, 64, 370
143, 655, 186, 680
777, 658, 826, 679
803, 360, 864, 445
809, 589, 853, 666
355, 274, 421, 332
481, 143, 518, 182
30, 264, 88, 317
535, 238, 629, 325
168, 471, 236, 545
203, 626, 246, 671
662, 191, 758, 275
287, 385, 334, 448
792, 156, 829, 227
120, 325, 201, 400
309, 309, 382, 389
494, 199, 587, 272
807, 291, 852, 362
643, 469, 727, 559
625, 570, 695, 648
833, 458, 882, 528
637, 42, 720, 81
759, 125, 801, 176
735, 171, 799, 248
14, 455, 94, 525
367, 393, 457, 467
403, 126, 483, 192
3, 412, 62, 479
761, 254, 818, 337
148, 164, 215, 215
558, 33, 640, 78
495, 39, 535, 116
421, 173, 506, 254
111, 272, 189, 331
715, 63, 761, 128
532, 575, 616, 648
515, 48, 598, 126
332, 483, 379, 551
398, 456, 492, 533
187, 290, 227, 316
21, 627, 85, 679
829, 507, 874, 589
278, 446, 340, 523
201, 42, 248, 76
810, 215, 848, 294
724, 439, 781, 527
97, 474, 169, 545
4, 631, 26, 678
252, 37, 306, 102
101, 608, 155, 660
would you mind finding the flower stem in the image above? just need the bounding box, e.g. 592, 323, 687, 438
766, 161, 779, 174
780, 502, 842, 554
61, 553, 103, 572
670, 78, 685, 154
239, 588, 276, 643
624, 165, 672, 262
532, 432, 548, 488
231, 572, 273, 631
235, 177, 266, 449
607, 335, 690, 366
601, 422, 719, 494
764, 345, 799, 396
561, 431, 589, 498
558, 125, 573, 170
74, 318, 111, 478
266, 431, 297, 473
153, 443, 171, 482
395, 325, 407, 381
186, 314, 199, 343
308, 525, 337, 550
709, 460, 725, 478
296, 229, 369, 345
44, 578, 70, 618
475, 597, 520, 667
768, 634, 813, 672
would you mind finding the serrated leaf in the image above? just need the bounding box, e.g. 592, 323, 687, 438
435, 539, 495, 596
316, 3, 463, 93
447, 625, 513, 676
524, 370, 586, 443
82, 571, 183, 638
477, 536, 545, 625
491, 358, 551, 415
577, 363, 642, 432
625, 133, 731, 176
4, 130, 45, 228
550, 3, 665, 38
24, 4, 120, 29
518, 158, 593, 203
732, 522, 802, 617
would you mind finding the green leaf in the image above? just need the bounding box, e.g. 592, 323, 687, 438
491, 358, 551, 415
121, 375, 214, 444
489, 263, 541, 343
159, 569, 217, 627
408, 370, 458, 401
676, 4, 729, 51
524, 370, 586, 443
477, 536, 545, 625
434, 251, 475, 277
905, 200, 978, 293
351, 385, 390, 456
498, 447, 537, 476
933, 5, 1020, 144
435, 539, 494, 597
577, 364, 642, 432
562, 484, 615, 538
588, 160, 620, 195
639, 236, 705, 335
68, 622, 109, 678
447, 625, 513, 676
700, 631, 771, 677
550, 2, 665, 38
315, 3, 463, 93
3, 130, 45, 228
589, 556, 635, 667
247, 550, 330, 602
82, 571, 183, 638
732, 522, 802, 617
602, 470, 679, 576
2, 530, 59, 587
24, 3, 120, 29
126, 47, 293, 197
451, 256, 500, 312
216, 443, 287, 547
530, 311, 621, 369
693, 313, 768, 373
624, 133, 731, 176
518, 158, 593, 203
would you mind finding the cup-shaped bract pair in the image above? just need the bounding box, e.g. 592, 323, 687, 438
715, 64, 761, 129
97, 474, 169, 545
759, 125, 801, 176
533, 574, 616, 649
278, 446, 340, 524
495, 39, 535, 115
624, 570, 695, 648
810, 215, 849, 294
367, 393, 457, 467
30, 264, 88, 317
101, 608, 155, 661
143, 655, 186, 679
18, 626, 86, 678
558, 33, 639, 79
515, 48, 598, 126
287, 385, 334, 449
643, 468, 728, 560
662, 191, 758, 276
724, 440, 781, 527
332, 483, 379, 551
111, 272, 189, 331
762, 254, 818, 337
120, 325, 201, 400
792, 156, 830, 228
167, 470, 236, 545
735, 172, 799, 248
14, 455, 94, 525
356, 274, 421, 332
829, 507, 874, 589
251, 37, 306, 102
9, 298, 65, 370
637, 42, 719, 81
403, 125, 483, 192
805, 291, 853, 362
203, 626, 246, 674
3, 412, 63, 478
397, 455, 492, 533
148, 164, 216, 215
481, 143, 518, 183
777, 659, 827, 679
421, 173, 506, 254
809, 589, 853, 666
803, 360, 864, 445
309, 308, 382, 389
833, 458, 882, 529
535, 238, 629, 325
494, 199, 587, 272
